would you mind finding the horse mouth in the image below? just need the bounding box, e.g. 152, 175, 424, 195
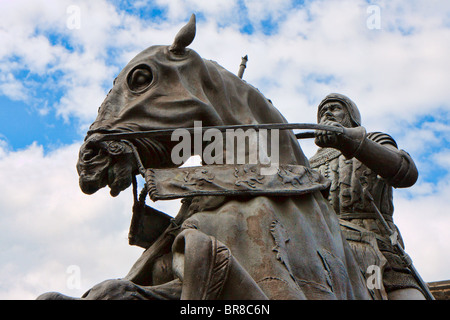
77, 133, 137, 197
76, 131, 172, 197
77, 138, 112, 195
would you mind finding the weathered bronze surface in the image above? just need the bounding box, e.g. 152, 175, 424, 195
146, 164, 331, 201
310, 93, 432, 300
428, 280, 450, 300
37, 15, 430, 300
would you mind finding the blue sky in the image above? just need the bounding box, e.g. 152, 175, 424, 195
0, 0, 449, 299
0, 95, 79, 151
0, 0, 305, 152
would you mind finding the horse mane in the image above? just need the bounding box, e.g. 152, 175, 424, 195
200, 58, 309, 166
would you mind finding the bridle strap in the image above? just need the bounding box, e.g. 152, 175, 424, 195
122, 140, 147, 178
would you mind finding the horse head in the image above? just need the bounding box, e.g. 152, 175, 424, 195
77, 14, 308, 197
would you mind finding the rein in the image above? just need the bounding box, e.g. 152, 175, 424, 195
106, 123, 343, 246
106, 122, 342, 202
95, 123, 344, 142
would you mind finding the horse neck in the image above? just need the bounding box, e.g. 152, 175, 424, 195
201, 60, 308, 167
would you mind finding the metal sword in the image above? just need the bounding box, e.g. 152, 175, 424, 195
362, 186, 435, 300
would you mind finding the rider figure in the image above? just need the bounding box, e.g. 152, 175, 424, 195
309, 93, 425, 300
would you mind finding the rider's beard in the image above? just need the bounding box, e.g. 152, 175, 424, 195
320, 111, 354, 128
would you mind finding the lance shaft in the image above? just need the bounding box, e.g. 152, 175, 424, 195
238, 55, 248, 79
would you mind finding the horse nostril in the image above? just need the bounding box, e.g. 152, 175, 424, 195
82, 143, 101, 162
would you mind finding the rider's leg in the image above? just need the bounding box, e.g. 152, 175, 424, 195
172, 229, 268, 300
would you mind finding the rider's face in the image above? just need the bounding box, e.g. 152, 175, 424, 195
318, 102, 351, 127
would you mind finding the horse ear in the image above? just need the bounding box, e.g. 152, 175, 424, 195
169, 14, 196, 55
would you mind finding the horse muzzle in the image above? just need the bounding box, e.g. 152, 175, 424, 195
77, 133, 137, 196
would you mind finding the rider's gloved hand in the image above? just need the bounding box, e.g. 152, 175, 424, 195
315, 122, 367, 159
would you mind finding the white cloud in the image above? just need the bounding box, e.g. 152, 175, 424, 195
395, 178, 450, 282
0, 141, 149, 299
0, 72, 29, 102
152, 0, 238, 21
433, 150, 450, 169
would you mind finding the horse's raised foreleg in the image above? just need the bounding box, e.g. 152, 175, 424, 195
172, 229, 268, 300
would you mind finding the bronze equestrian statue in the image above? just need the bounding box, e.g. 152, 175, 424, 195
37, 15, 429, 300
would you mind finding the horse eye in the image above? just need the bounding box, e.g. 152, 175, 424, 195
127, 66, 153, 92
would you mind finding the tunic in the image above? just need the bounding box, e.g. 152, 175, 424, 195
309, 132, 422, 295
